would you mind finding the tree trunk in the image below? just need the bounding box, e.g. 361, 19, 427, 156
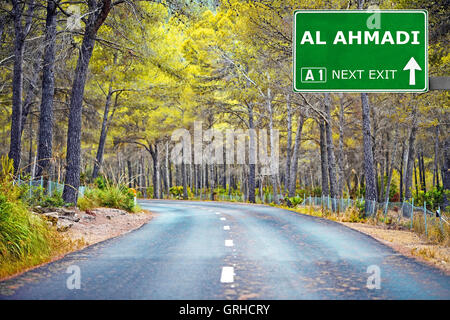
399, 142, 405, 201
222, 148, 227, 189
414, 159, 419, 197
285, 94, 292, 194
319, 119, 329, 196
384, 129, 399, 204
9, 0, 35, 173
337, 95, 346, 197
204, 163, 209, 188
165, 141, 170, 194
36, 0, 57, 179
150, 144, 160, 199
360, 93, 377, 213
420, 151, 426, 192
209, 163, 215, 200
267, 86, 279, 204
63, 0, 112, 204
127, 159, 132, 188
288, 113, 305, 197
324, 93, 338, 200
169, 151, 173, 189
442, 138, 450, 210
92, 87, 113, 179
248, 106, 256, 203
433, 125, 440, 188
404, 106, 418, 200
182, 162, 188, 199
379, 157, 385, 201
27, 115, 33, 173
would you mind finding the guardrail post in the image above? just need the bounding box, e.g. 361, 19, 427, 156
410, 198, 414, 230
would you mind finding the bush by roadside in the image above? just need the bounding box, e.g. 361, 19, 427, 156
77, 180, 140, 213
0, 156, 79, 279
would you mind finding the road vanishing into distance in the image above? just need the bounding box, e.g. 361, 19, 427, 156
1, 200, 449, 299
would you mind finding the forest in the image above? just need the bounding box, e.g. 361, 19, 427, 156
0, 0, 449, 214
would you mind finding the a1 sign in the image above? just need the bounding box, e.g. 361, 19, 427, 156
293, 10, 428, 92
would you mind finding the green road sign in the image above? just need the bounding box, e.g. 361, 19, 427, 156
293, 10, 428, 92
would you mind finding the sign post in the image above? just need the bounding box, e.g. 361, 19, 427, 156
293, 10, 428, 92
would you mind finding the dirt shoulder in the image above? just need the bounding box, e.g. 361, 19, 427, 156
66, 208, 153, 247
339, 221, 450, 275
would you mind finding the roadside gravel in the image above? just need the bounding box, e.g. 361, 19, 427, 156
67, 207, 153, 247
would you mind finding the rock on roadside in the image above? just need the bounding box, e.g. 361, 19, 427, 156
66, 207, 152, 246
33, 206, 132, 232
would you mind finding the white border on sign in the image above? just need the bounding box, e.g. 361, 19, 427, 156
292, 10, 428, 92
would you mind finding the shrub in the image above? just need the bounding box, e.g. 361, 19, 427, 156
0, 156, 75, 278
390, 192, 400, 202
285, 196, 303, 207
77, 188, 99, 211
77, 184, 138, 212
310, 187, 322, 197
342, 207, 365, 223
413, 187, 444, 210
355, 199, 365, 214
169, 186, 184, 199
0, 192, 50, 260
215, 187, 227, 195
20, 184, 65, 208
146, 186, 154, 197
95, 175, 107, 190
41, 191, 65, 207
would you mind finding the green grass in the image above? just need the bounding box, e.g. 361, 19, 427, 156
77, 184, 140, 213
0, 156, 77, 279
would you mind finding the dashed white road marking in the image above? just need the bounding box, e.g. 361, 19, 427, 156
225, 239, 234, 247
220, 217, 226, 221
220, 267, 234, 283
223, 226, 230, 230
215, 212, 221, 215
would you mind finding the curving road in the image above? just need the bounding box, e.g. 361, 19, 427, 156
1, 200, 449, 299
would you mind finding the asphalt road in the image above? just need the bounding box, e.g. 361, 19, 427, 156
1, 200, 449, 299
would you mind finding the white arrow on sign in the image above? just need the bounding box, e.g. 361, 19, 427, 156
403, 57, 422, 86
